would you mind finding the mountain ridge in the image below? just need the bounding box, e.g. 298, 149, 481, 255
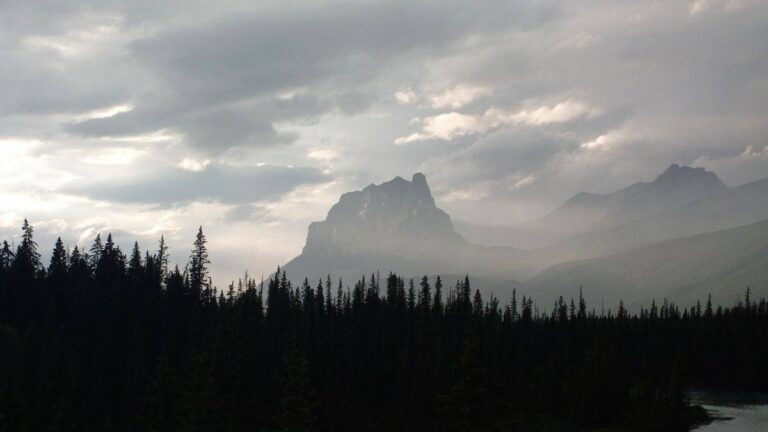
458, 164, 768, 255
284, 167, 768, 306
283, 173, 534, 285
525, 164, 729, 235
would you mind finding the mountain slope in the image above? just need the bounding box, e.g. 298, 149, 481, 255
459, 165, 768, 265
541, 173, 768, 260
283, 173, 536, 284
459, 165, 731, 250
529, 218, 768, 309
533, 164, 728, 232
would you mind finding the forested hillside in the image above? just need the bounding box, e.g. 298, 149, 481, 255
1, 221, 767, 431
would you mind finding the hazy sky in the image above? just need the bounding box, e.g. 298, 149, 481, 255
1, 0, 767, 283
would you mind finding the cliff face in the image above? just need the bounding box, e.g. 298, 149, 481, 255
302, 173, 464, 257
283, 173, 532, 284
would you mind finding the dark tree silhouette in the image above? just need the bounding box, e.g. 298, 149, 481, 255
0, 220, 765, 431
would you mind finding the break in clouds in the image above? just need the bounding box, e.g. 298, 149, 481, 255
1, 0, 767, 283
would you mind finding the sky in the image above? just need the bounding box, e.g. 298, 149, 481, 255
1, 0, 767, 284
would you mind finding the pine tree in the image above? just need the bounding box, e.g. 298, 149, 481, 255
21, 220, 39, 261
407, 279, 416, 312
128, 242, 143, 277
418, 275, 431, 313
48, 237, 68, 276
433, 275, 443, 316
0, 241, 14, 270
89, 233, 103, 270
13, 219, 41, 276
578, 286, 587, 320
569, 298, 577, 321
325, 275, 333, 314
510, 289, 518, 321
157, 235, 169, 276
68, 246, 88, 280
188, 227, 210, 297
104, 233, 116, 258
745, 287, 752, 313
617, 300, 627, 320
472, 289, 483, 318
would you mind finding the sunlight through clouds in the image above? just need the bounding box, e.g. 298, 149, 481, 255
395, 100, 600, 144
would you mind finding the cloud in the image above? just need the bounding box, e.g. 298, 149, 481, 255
223, 204, 274, 223
395, 112, 483, 144
423, 127, 579, 193
60, 1, 549, 155
178, 158, 211, 172
82, 147, 148, 166
502, 100, 600, 126
395, 90, 417, 104
61, 163, 330, 206
690, 0, 757, 15
2, 0, 768, 280
306, 148, 338, 162
431, 85, 491, 109
580, 131, 626, 152
396, 100, 599, 144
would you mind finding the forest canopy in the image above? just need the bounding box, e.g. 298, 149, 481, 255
0, 220, 766, 431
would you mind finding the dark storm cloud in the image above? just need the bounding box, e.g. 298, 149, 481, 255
59, 0, 557, 154
62, 163, 329, 206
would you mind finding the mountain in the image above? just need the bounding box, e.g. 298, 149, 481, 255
301, 173, 463, 256
283, 173, 534, 284
536, 171, 768, 261
284, 168, 768, 307
459, 165, 768, 261
529, 164, 728, 234
458, 164, 731, 250
529, 218, 768, 309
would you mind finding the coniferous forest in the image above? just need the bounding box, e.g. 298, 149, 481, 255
1, 220, 768, 431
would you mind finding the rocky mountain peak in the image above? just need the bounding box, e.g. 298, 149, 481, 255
651, 164, 725, 189
302, 173, 463, 256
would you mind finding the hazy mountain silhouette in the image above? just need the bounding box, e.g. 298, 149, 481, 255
530, 218, 768, 308
285, 167, 768, 306
302, 173, 463, 256
283, 173, 534, 284
459, 165, 768, 256
532, 164, 727, 232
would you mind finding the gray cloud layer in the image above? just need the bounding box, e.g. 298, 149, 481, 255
1, 0, 767, 281
63, 164, 329, 206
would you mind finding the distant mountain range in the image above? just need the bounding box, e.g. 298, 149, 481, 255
532, 164, 728, 233
284, 166, 768, 307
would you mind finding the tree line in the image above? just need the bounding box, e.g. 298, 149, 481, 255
1, 220, 767, 431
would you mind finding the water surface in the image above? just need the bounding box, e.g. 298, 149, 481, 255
689, 391, 768, 431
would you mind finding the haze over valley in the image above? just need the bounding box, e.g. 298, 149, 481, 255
285, 165, 768, 307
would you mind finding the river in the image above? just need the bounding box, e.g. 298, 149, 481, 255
689, 390, 768, 431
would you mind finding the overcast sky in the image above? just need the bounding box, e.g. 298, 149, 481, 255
1, 0, 767, 283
